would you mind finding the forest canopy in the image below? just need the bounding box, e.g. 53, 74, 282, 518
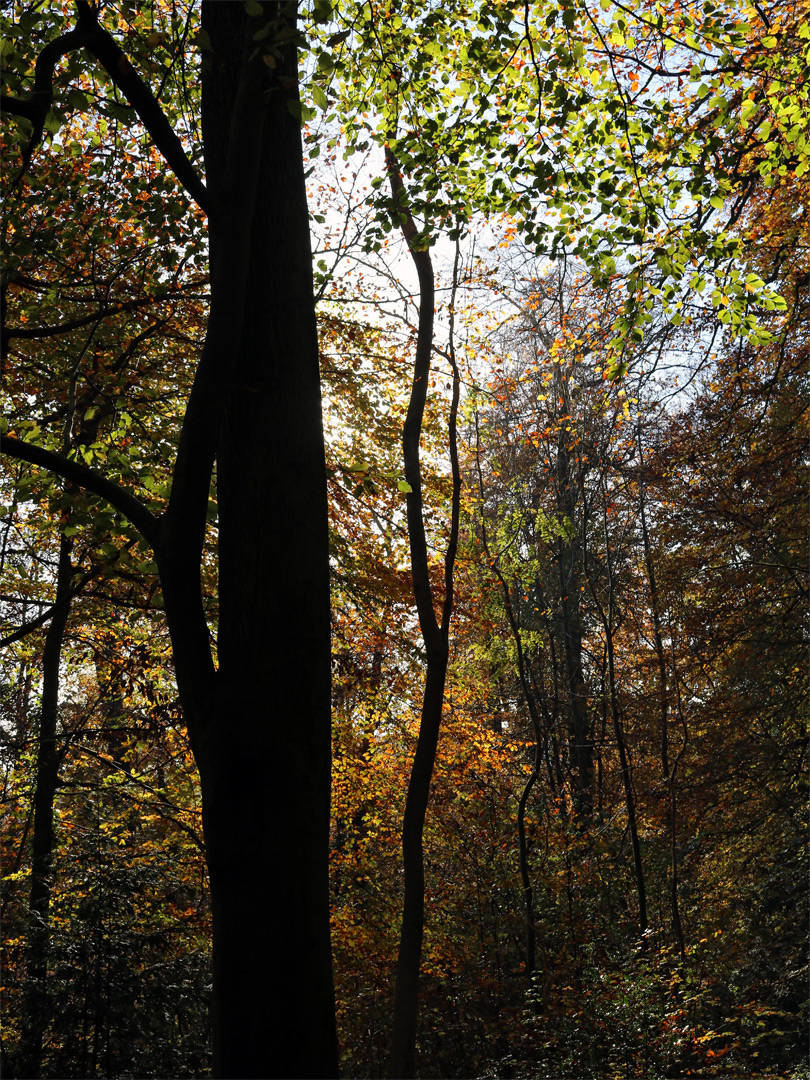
1, 1, 807, 1078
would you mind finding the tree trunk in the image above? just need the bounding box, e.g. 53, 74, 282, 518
390, 657, 449, 1079
587, 489, 648, 938
554, 376, 593, 811
1, 4, 338, 1076
473, 417, 543, 981
387, 159, 461, 1080
604, 611, 648, 938
194, 6, 337, 1076
18, 535, 73, 1079
637, 434, 686, 957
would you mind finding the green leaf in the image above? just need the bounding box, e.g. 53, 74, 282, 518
43, 108, 64, 135
67, 88, 90, 111
397, 480, 412, 493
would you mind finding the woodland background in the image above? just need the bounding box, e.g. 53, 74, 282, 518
1, 1, 807, 1078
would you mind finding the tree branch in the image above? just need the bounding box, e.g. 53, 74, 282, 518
1, 601, 66, 649
1, 94, 45, 123
75, 1, 209, 215
3, 6, 208, 215
75, 745, 206, 853
6, 297, 168, 341
1, 434, 159, 548
2, 26, 88, 179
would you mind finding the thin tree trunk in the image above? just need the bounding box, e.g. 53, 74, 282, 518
387, 169, 461, 1079
542, 620, 568, 809
516, 770, 539, 975
587, 491, 648, 938
637, 461, 669, 779
473, 412, 545, 980
668, 651, 690, 961
637, 430, 686, 956
18, 534, 73, 1079
604, 604, 648, 938
554, 372, 593, 811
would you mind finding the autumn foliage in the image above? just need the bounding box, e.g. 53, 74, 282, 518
1, 1, 808, 1078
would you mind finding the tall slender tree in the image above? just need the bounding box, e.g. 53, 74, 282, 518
384, 152, 462, 1080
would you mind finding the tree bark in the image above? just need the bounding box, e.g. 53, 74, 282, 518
604, 610, 648, 939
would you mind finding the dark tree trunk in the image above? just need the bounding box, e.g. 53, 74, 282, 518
391, 657, 449, 1079
386, 158, 461, 1080
668, 658, 690, 962
587, 491, 648, 939
604, 614, 648, 938
18, 535, 73, 1080
187, 6, 336, 1076
1, 3, 337, 1076
637, 438, 686, 958
638, 481, 670, 780
554, 381, 593, 812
